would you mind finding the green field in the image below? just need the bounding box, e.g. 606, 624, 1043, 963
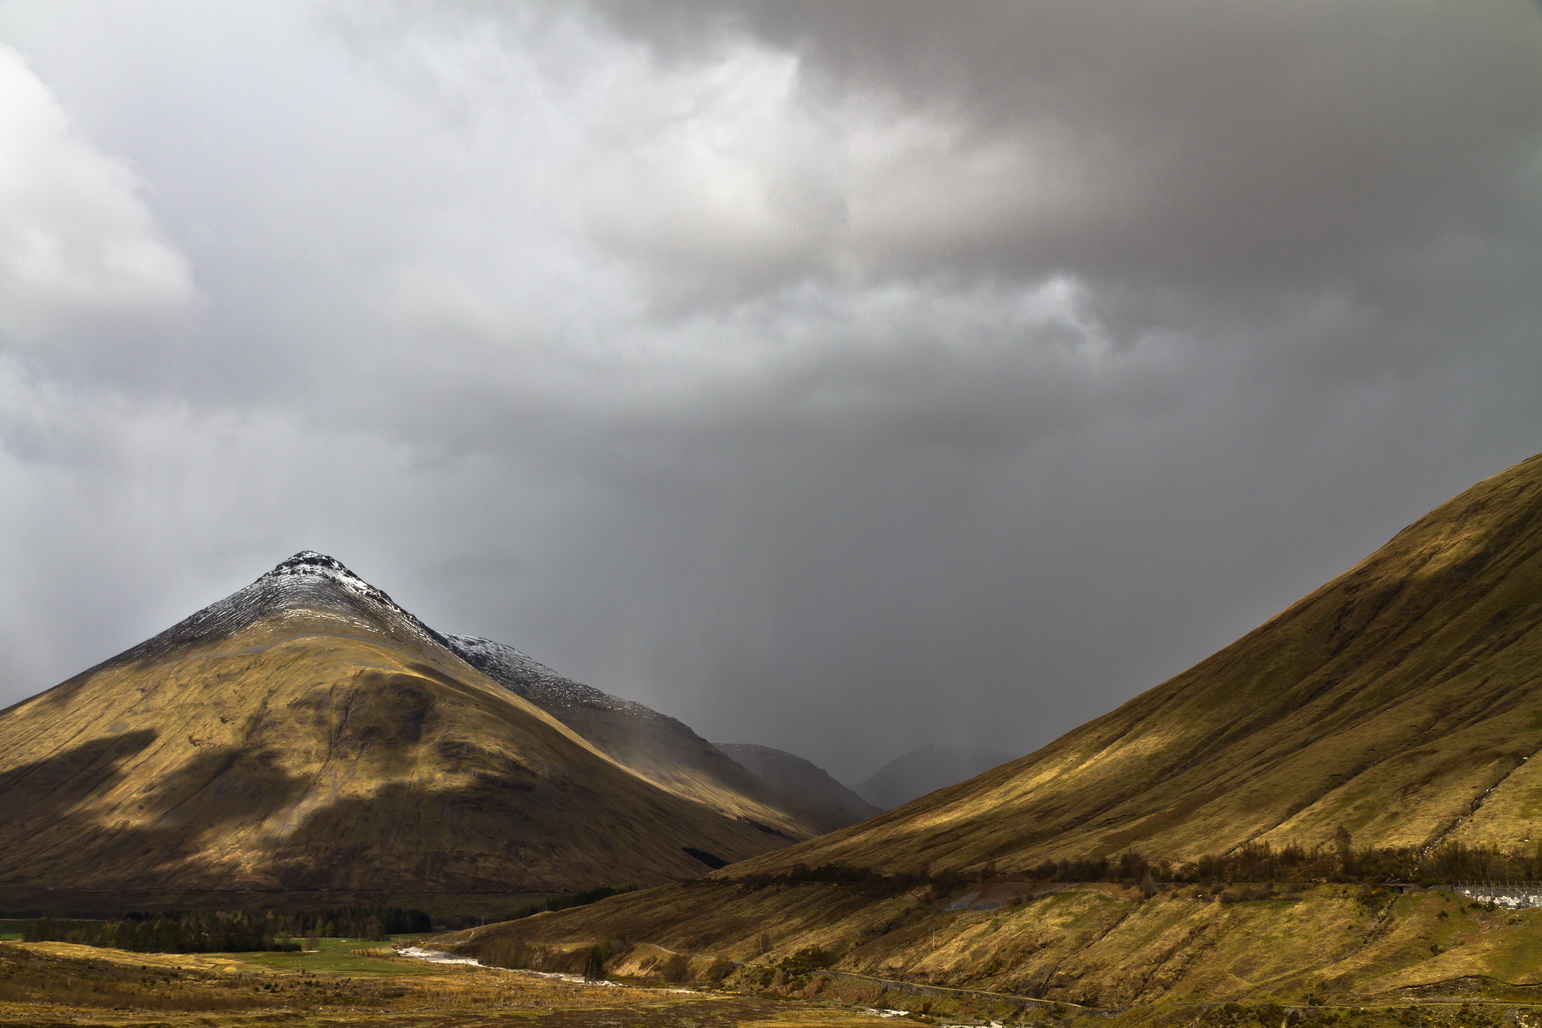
0, 919, 438, 973
234, 933, 442, 975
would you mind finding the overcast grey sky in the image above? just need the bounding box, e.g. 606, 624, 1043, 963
1, 1, 1538, 782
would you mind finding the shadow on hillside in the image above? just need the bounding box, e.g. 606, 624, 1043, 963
1, 656, 786, 901
0, 717, 766, 899
0, 729, 158, 825
0, 731, 308, 891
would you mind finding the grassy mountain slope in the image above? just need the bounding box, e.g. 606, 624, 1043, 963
0, 554, 789, 897
715, 743, 881, 829
448, 637, 862, 837
853, 743, 1017, 810
446, 878, 1542, 1009
720, 453, 1542, 877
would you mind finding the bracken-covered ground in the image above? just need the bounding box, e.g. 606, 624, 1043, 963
0, 937, 907, 1027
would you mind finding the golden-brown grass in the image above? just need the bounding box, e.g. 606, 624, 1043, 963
0, 939, 904, 1027
451, 879, 1542, 1011
0, 607, 794, 898
698, 455, 1542, 881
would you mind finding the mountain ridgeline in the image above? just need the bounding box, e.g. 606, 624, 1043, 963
0, 552, 866, 907
852, 742, 1016, 810
444, 636, 865, 838
713, 743, 881, 828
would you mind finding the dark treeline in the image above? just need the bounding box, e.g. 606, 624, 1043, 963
731, 863, 962, 899
1043, 839, 1542, 887
21, 905, 430, 953
735, 840, 1542, 893
270, 906, 431, 937
506, 884, 637, 921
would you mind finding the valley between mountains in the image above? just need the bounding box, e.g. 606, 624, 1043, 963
10, 455, 1542, 1025
441, 453, 1542, 1013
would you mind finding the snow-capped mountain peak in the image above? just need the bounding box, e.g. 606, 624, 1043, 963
101, 551, 445, 668
261, 551, 403, 610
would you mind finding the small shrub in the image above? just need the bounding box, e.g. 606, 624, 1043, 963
478, 935, 530, 969
703, 955, 735, 984
776, 946, 833, 976
660, 953, 690, 983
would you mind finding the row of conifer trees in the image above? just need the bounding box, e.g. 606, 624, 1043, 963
21, 905, 431, 953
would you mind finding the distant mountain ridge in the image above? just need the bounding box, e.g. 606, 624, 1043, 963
714, 743, 880, 829
444, 634, 865, 837
854, 742, 1016, 810
444, 635, 624, 711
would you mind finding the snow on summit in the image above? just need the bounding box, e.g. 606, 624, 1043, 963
88, 550, 651, 723
101, 551, 447, 667
261, 550, 404, 609
446, 634, 658, 717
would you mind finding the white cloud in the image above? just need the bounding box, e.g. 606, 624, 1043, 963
0, 41, 195, 347
574, 32, 1085, 296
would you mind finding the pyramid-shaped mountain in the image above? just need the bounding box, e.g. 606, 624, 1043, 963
0, 552, 801, 902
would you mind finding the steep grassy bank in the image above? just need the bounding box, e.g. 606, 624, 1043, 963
713, 455, 1542, 880
444, 880, 1542, 1009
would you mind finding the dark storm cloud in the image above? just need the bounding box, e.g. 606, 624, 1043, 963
0, 1, 1539, 782
588, 0, 1542, 291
